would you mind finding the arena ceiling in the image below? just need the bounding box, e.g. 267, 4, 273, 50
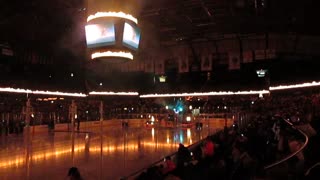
0, 0, 85, 51
0, 0, 319, 50
138, 0, 319, 46
0, 0, 320, 92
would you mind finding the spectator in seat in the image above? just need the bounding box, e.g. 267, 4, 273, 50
230, 143, 256, 180
202, 136, 215, 158
67, 167, 83, 180
162, 156, 176, 175
288, 139, 305, 179
176, 143, 192, 168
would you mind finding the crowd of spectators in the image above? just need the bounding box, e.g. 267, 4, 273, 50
0, 88, 320, 132
135, 113, 320, 180
0, 88, 320, 179
132, 89, 320, 180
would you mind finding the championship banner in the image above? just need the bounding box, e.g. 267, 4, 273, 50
178, 56, 189, 73
201, 54, 212, 71
243, 51, 253, 63
255, 50, 266, 60
155, 59, 165, 75
228, 52, 240, 70
31, 52, 38, 64
2, 48, 13, 56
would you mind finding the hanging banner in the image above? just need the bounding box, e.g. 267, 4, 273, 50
31, 52, 38, 64
243, 51, 253, 63
228, 52, 240, 70
266, 49, 276, 59
2, 48, 13, 56
178, 56, 189, 73
201, 54, 212, 71
155, 58, 165, 75
255, 50, 266, 60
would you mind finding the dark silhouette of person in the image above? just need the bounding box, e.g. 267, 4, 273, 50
176, 143, 192, 168
77, 118, 80, 131
67, 167, 83, 180
162, 156, 176, 174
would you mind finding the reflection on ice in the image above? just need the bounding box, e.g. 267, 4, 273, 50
0, 119, 226, 179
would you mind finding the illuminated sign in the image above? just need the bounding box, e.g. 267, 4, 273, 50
87, 12, 138, 24
91, 51, 133, 60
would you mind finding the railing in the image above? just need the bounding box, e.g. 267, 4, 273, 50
122, 114, 309, 180
121, 138, 206, 180
121, 111, 250, 180
264, 118, 309, 170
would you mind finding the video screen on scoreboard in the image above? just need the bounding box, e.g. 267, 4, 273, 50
122, 22, 141, 50
256, 69, 268, 77
85, 22, 115, 48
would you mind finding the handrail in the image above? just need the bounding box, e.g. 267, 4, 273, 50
264, 119, 309, 170
122, 112, 250, 180
121, 136, 206, 180
121, 116, 309, 178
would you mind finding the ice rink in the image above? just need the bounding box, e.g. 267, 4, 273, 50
0, 119, 229, 180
